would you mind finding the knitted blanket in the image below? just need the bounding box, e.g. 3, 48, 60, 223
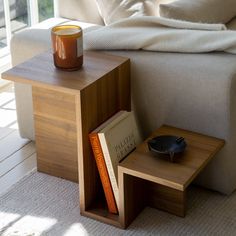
84, 16, 236, 54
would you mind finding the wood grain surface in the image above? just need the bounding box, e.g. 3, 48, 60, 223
78, 59, 130, 225
120, 125, 225, 191
2, 51, 129, 94
118, 125, 224, 228
33, 87, 78, 182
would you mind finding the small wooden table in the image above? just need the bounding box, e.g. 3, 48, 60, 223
118, 125, 224, 228
2, 51, 130, 227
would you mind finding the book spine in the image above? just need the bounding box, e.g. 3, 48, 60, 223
99, 133, 119, 207
89, 133, 118, 214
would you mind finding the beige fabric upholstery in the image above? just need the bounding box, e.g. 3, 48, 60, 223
96, 0, 158, 25
160, 0, 236, 24
57, 0, 104, 25
84, 17, 236, 54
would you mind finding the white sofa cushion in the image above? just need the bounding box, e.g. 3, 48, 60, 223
159, 0, 236, 24
96, 0, 159, 25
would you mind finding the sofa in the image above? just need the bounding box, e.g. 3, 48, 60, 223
10, 0, 236, 195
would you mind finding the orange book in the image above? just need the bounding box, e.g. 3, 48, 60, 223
89, 133, 118, 214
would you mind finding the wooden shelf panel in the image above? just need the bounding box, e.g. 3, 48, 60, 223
120, 125, 225, 191
78, 56, 130, 227
83, 210, 120, 228
82, 196, 121, 227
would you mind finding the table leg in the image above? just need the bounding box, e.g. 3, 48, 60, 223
119, 168, 147, 228
32, 86, 79, 182
147, 181, 186, 217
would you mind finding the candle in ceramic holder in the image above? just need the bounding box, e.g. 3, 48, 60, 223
51, 25, 83, 71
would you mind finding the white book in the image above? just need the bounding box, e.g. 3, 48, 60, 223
98, 111, 141, 208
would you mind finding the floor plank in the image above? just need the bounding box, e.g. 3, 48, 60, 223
0, 142, 35, 177
0, 83, 36, 195
0, 109, 18, 130
0, 88, 14, 106
0, 127, 15, 140
0, 84, 18, 140
0, 130, 29, 163
0, 153, 37, 196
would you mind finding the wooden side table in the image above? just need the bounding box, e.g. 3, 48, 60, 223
2, 51, 130, 227
118, 125, 225, 228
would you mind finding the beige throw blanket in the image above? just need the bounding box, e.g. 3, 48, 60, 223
84, 16, 236, 54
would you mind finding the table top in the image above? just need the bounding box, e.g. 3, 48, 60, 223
119, 125, 225, 191
2, 51, 129, 94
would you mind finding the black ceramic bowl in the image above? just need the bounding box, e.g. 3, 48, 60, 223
148, 135, 187, 162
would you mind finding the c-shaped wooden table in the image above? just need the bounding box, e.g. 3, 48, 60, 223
2, 51, 130, 228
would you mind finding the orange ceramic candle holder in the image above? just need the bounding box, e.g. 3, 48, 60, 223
51, 25, 83, 71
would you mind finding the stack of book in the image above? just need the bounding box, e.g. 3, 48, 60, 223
89, 111, 141, 214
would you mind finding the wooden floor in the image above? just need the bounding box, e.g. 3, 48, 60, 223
0, 83, 36, 195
